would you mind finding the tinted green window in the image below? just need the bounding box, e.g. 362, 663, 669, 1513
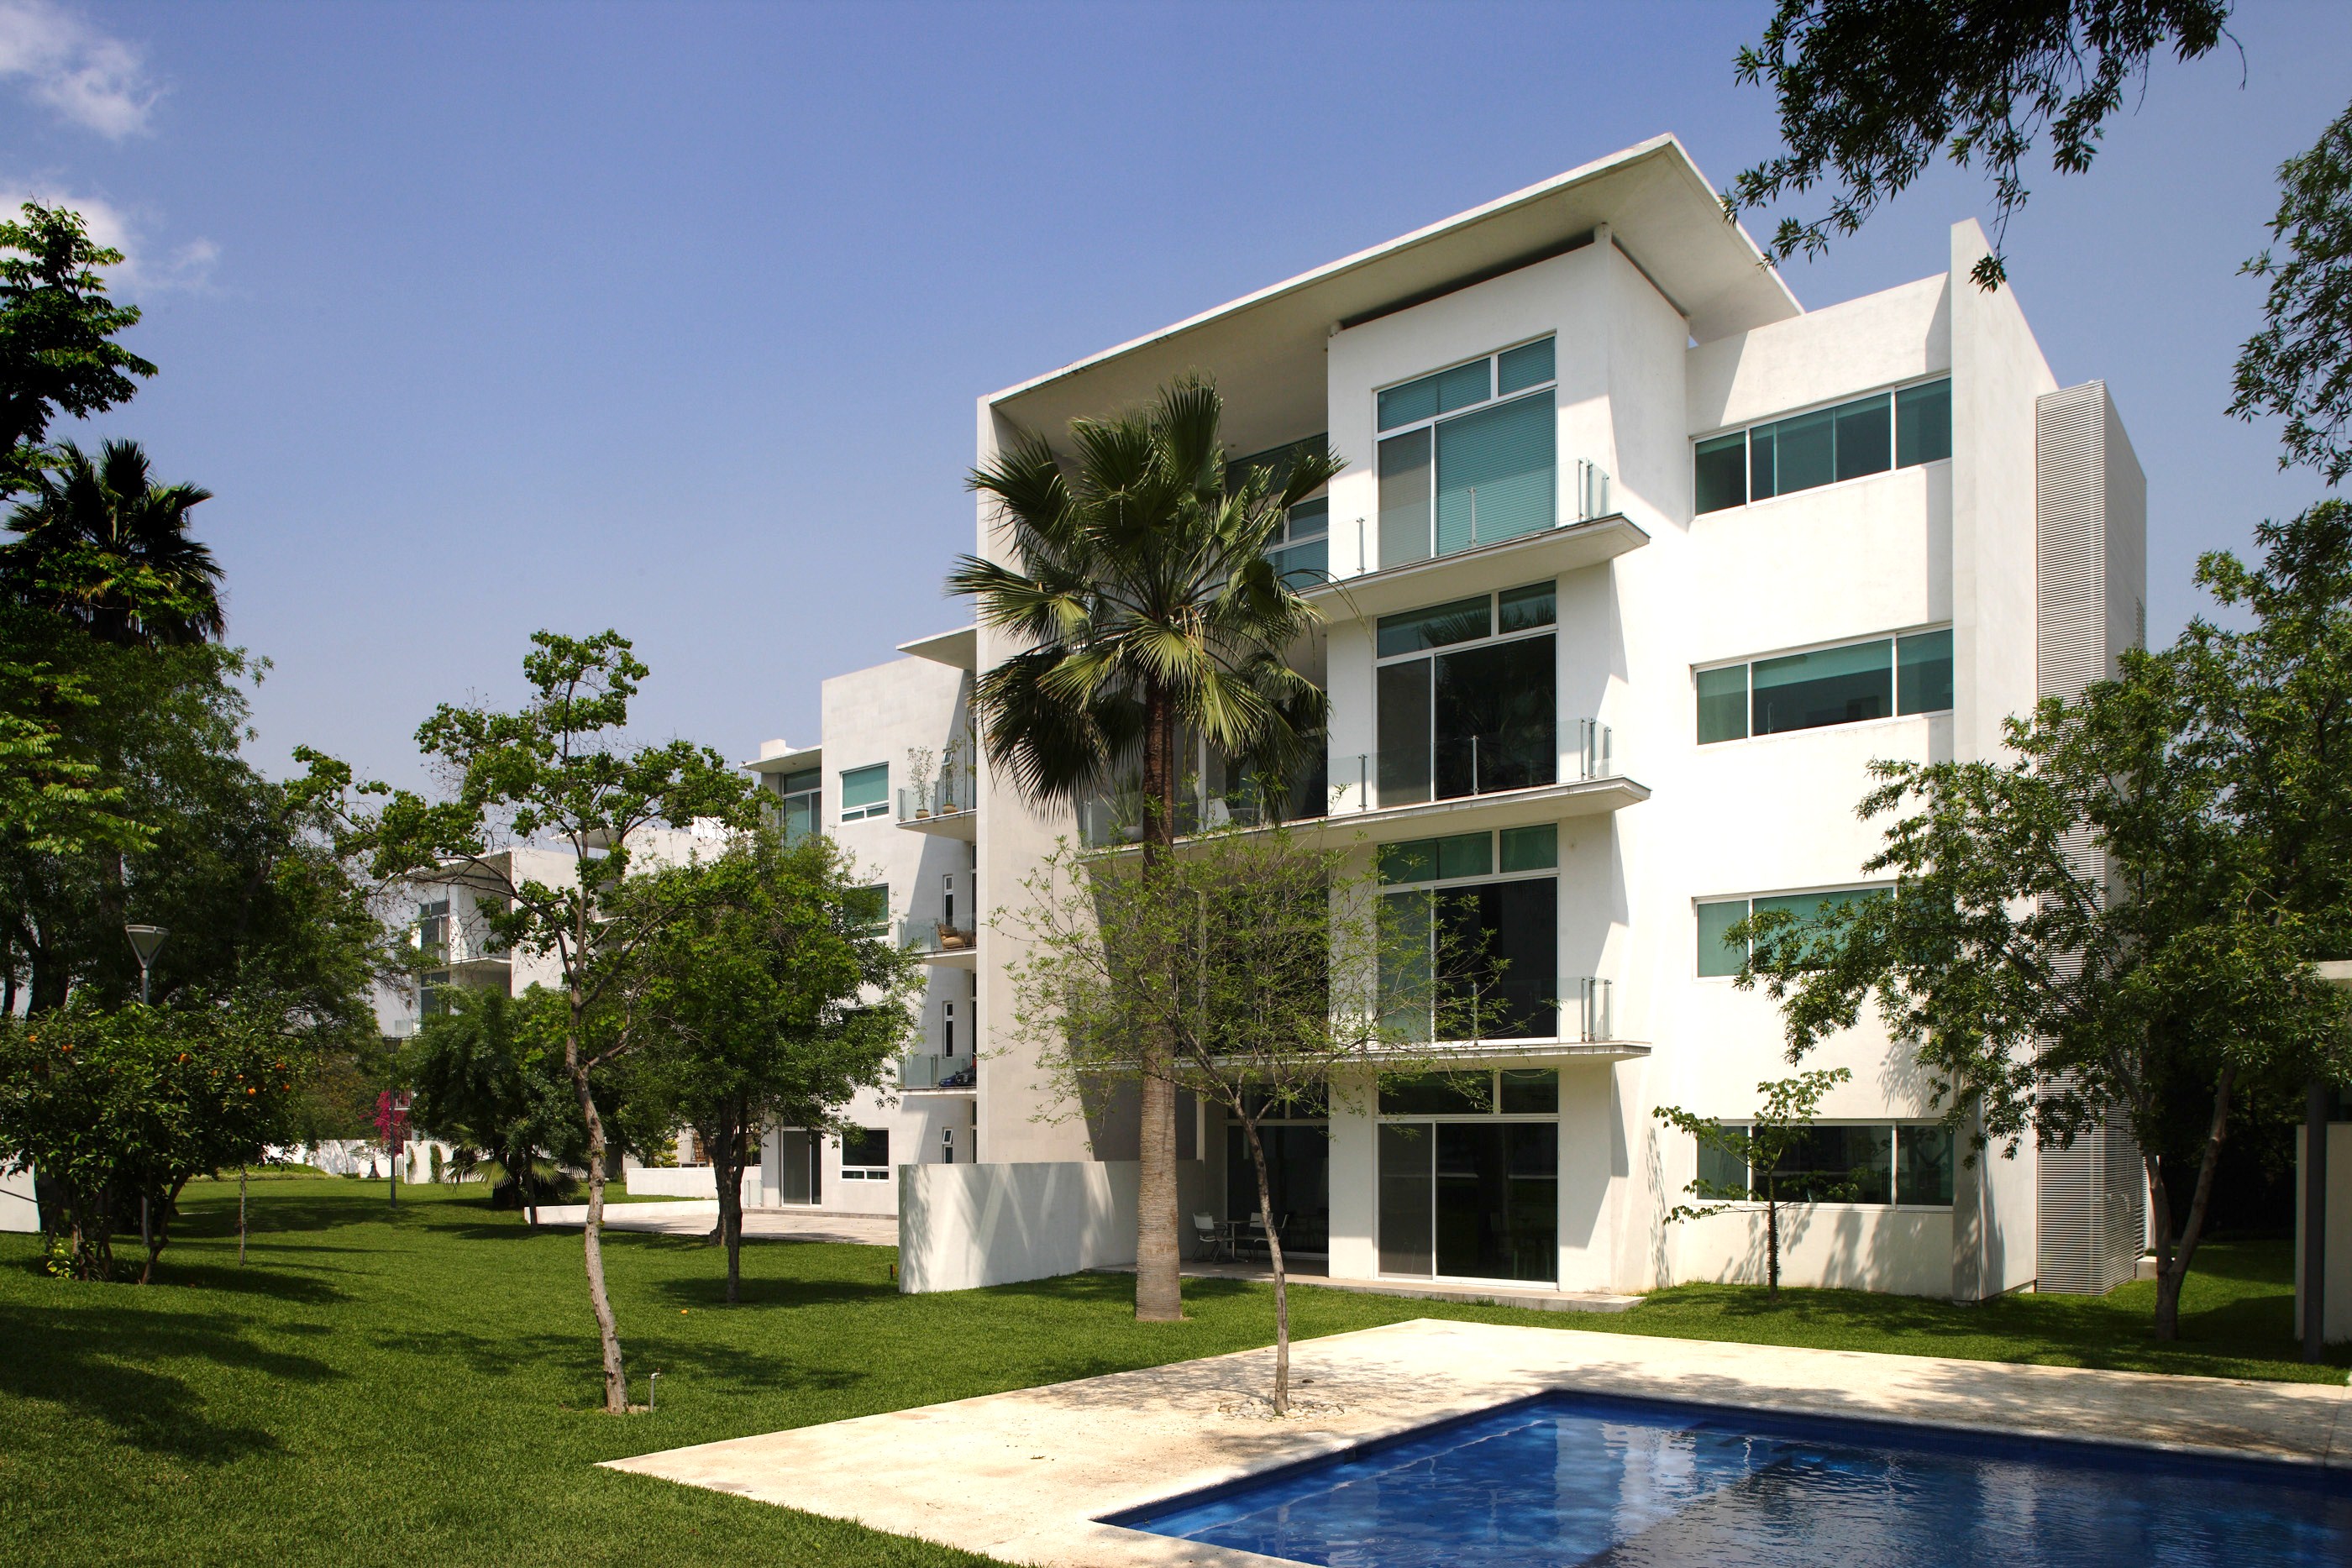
1380, 1071, 1491, 1114
1286, 496, 1330, 541
1898, 1124, 1956, 1204
1751, 639, 1892, 735
1696, 664, 1749, 743
1433, 635, 1556, 798
1498, 580, 1556, 632
840, 763, 889, 819
1751, 888, 1875, 969
1779, 1125, 1893, 1204
1435, 392, 1555, 552
1897, 380, 1952, 466
1497, 338, 1555, 396
842, 1127, 890, 1167
780, 767, 819, 796
1378, 374, 1441, 432
1377, 427, 1433, 567
1898, 628, 1955, 714
1378, 831, 1491, 884
1378, 595, 1489, 657
845, 883, 889, 935
1750, 422, 1778, 501
1696, 898, 1748, 978
1499, 1068, 1558, 1114
781, 792, 818, 845
1766, 406, 1835, 495
1696, 1126, 1750, 1196
1436, 358, 1491, 414
1833, 395, 1893, 481
1377, 660, 1433, 808
1694, 432, 1746, 513
1499, 822, 1557, 873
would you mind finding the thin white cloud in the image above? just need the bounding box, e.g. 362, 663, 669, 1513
0, 184, 216, 291
0, 0, 156, 139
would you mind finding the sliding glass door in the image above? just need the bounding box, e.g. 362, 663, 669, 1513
1378, 1120, 1558, 1282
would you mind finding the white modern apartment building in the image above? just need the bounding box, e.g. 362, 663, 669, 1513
758, 135, 2146, 1301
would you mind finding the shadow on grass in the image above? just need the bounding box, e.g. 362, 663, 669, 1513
0, 1300, 339, 1460
648, 1275, 897, 1310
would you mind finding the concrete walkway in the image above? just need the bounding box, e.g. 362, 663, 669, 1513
606, 1318, 2351, 1568
530, 1199, 896, 1246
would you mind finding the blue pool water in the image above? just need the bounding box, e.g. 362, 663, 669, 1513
1108, 1392, 2352, 1567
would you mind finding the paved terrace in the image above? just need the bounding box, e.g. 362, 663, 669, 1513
607, 1318, 2352, 1568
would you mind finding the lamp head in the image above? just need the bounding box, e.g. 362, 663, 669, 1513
125, 924, 169, 967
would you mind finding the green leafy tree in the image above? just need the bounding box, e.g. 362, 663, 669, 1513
615, 831, 916, 1303
1729, 1, 2232, 289
354, 629, 758, 1414
0, 202, 155, 498
951, 378, 1341, 1323
1731, 523, 2352, 1335
1002, 822, 1494, 1411
0, 1001, 301, 1282
2233, 103, 2352, 485
404, 987, 591, 1224
1654, 1068, 1855, 1302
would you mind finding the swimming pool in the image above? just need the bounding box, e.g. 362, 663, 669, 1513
1107, 1391, 2352, 1566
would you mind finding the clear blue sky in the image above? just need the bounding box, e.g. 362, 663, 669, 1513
7, 1, 2349, 788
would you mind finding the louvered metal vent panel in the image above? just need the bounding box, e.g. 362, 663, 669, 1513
2037, 385, 2110, 704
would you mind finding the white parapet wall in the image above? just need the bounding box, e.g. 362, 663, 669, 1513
626, 1165, 755, 1200
1672, 1204, 1956, 1298
898, 1159, 1210, 1293
0, 1165, 36, 1233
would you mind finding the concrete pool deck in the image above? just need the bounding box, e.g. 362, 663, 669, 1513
606, 1319, 2352, 1568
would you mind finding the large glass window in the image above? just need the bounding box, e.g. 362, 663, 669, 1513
1230, 434, 1332, 587
1378, 831, 1558, 1041
1695, 887, 1883, 977
1376, 1067, 1561, 1282
778, 766, 820, 844
1376, 583, 1556, 805
840, 1127, 890, 1177
839, 763, 889, 821
1694, 378, 1951, 513
1378, 338, 1557, 564
1696, 627, 1952, 743
1691, 1121, 1955, 1207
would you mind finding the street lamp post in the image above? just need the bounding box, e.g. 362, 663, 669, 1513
124, 924, 168, 1005
124, 924, 169, 1260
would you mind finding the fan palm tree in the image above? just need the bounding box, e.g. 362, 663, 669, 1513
951, 376, 1341, 1321
3, 438, 222, 646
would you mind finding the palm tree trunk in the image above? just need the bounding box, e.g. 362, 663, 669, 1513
1133, 689, 1184, 1322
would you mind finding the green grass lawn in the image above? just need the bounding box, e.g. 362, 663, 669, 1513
1, 1180, 2339, 1566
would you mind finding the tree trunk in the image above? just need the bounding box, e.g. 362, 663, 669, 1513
1132, 688, 1184, 1323
1242, 1111, 1290, 1413
2151, 1064, 2235, 1342
567, 989, 629, 1413
710, 1107, 747, 1305
238, 1167, 247, 1266
1764, 1175, 1781, 1302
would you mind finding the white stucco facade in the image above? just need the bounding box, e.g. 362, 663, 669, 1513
747, 136, 2145, 1300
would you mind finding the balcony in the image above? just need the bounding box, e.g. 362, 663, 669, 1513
1327, 719, 1646, 830
897, 775, 978, 840
895, 743, 979, 838
1308, 475, 1646, 621
898, 917, 979, 968
900, 1052, 977, 1092
1388, 977, 1642, 1062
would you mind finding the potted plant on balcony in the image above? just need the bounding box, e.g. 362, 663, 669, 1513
941, 736, 972, 815
906, 747, 935, 817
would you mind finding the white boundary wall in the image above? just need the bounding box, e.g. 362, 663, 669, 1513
0, 1165, 35, 1233
898, 1160, 1209, 1293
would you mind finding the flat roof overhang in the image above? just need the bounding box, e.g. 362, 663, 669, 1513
743, 743, 822, 776
985, 136, 1798, 459
899, 626, 977, 671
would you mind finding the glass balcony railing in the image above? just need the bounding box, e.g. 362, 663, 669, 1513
900, 1052, 976, 1090
896, 917, 976, 956
1331, 720, 1616, 814
1267, 536, 1329, 588
1382, 976, 1614, 1046
897, 773, 975, 822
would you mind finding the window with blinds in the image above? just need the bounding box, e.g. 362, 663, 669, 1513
1378, 338, 1557, 566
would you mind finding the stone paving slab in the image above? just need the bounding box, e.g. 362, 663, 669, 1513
531, 1200, 898, 1246
604, 1318, 2352, 1568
